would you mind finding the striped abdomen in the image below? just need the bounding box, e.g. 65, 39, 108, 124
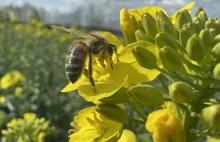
65, 42, 88, 83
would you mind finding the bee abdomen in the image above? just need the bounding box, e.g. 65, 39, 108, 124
65, 42, 88, 84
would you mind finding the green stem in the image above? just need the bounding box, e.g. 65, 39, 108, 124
157, 75, 169, 93
155, 66, 201, 90
179, 69, 205, 81
128, 117, 145, 125
127, 99, 146, 121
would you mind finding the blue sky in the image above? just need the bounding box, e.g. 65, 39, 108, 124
0, 0, 218, 17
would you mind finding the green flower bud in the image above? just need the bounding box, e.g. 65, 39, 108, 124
175, 10, 192, 31
96, 104, 128, 123
213, 34, 220, 46
142, 13, 158, 38
155, 32, 185, 52
99, 88, 128, 104
158, 46, 182, 71
179, 27, 194, 47
205, 20, 215, 29
199, 29, 213, 48
197, 10, 208, 23
213, 63, 220, 80
186, 34, 205, 61
214, 20, 220, 34
200, 104, 220, 130
135, 30, 155, 43
193, 21, 203, 34
156, 11, 177, 38
183, 22, 197, 34
168, 82, 193, 104
195, 7, 204, 17
209, 28, 217, 38
127, 84, 164, 106
212, 43, 220, 60
132, 46, 157, 69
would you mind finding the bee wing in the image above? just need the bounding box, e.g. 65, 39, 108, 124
51, 25, 102, 40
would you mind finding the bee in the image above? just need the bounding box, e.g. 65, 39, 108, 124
51, 26, 119, 93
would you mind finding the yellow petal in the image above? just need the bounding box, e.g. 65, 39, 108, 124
78, 63, 128, 103
61, 76, 85, 92
75, 106, 96, 128
171, 2, 195, 24
23, 113, 36, 120
69, 129, 100, 142
129, 6, 167, 21
118, 129, 136, 142
100, 121, 123, 141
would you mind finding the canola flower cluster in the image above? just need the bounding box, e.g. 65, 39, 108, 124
1, 113, 54, 142
61, 1, 220, 142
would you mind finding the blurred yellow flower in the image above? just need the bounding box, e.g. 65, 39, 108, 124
69, 106, 123, 142
14, 87, 23, 97
0, 71, 25, 89
10, 16, 19, 22
146, 109, 184, 142
24, 113, 36, 120
7, 119, 16, 127
118, 129, 136, 142
0, 96, 5, 103
207, 135, 220, 142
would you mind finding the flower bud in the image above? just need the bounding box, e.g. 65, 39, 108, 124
132, 46, 157, 69
186, 34, 205, 61
199, 29, 213, 48
209, 28, 217, 39
214, 20, 220, 34
120, 8, 137, 44
179, 27, 194, 47
192, 20, 204, 34
96, 104, 128, 123
213, 63, 220, 80
213, 34, 220, 46
197, 10, 208, 23
156, 11, 177, 38
175, 10, 192, 31
99, 88, 128, 104
142, 13, 158, 38
158, 46, 182, 71
200, 104, 220, 130
127, 84, 164, 106
205, 20, 215, 29
135, 30, 154, 43
183, 22, 197, 34
155, 32, 185, 52
212, 43, 220, 61
168, 82, 193, 104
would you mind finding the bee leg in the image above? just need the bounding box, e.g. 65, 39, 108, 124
88, 49, 97, 93
109, 43, 120, 62
98, 56, 105, 67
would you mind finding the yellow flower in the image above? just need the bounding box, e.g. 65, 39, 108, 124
69, 106, 123, 142
61, 32, 160, 103
0, 96, 5, 103
118, 129, 136, 142
14, 87, 23, 97
146, 109, 184, 142
0, 71, 25, 89
23, 113, 36, 120
7, 119, 16, 127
